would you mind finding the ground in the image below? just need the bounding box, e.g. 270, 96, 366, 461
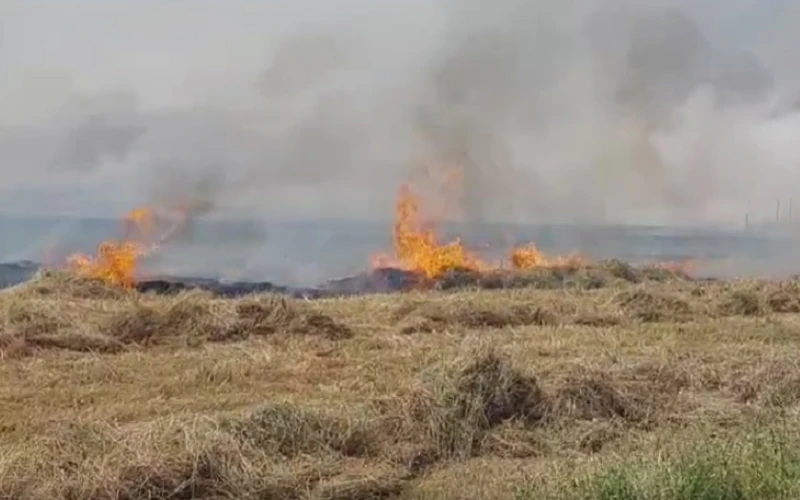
3, 265, 800, 499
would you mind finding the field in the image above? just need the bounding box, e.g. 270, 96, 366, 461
4, 263, 800, 499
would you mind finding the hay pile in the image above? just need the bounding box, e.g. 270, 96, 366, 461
0, 273, 352, 357
433, 259, 691, 291
392, 300, 556, 334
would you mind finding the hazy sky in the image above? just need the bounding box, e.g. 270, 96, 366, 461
1, 0, 800, 226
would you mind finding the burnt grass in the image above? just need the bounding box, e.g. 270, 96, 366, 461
5, 267, 800, 498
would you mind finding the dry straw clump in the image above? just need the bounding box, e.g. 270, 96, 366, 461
0, 416, 401, 500
2, 338, 793, 500
102, 290, 232, 346
614, 288, 693, 323
6, 267, 800, 498
0, 278, 353, 357
432, 258, 691, 292
5, 268, 800, 358
409, 350, 550, 459
9, 269, 133, 300
0, 349, 665, 499
225, 403, 380, 458
392, 299, 556, 334
402, 349, 666, 462
232, 295, 354, 340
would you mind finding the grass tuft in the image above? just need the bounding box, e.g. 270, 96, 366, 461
394, 300, 556, 334
233, 295, 354, 340
226, 403, 380, 458
615, 288, 693, 323
410, 350, 548, 459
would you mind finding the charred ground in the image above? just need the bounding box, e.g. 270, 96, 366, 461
4, 265, 800, 499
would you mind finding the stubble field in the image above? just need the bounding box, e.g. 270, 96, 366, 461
3, 263, 800, 499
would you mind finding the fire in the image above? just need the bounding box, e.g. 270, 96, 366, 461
509, 245, 585, 270
66, 241, 145, 288
373, 179, 581, 279
124, 207, 154, 238
66, 206, 186, 288
388, 184, 487, 279
509, 245, 548, 269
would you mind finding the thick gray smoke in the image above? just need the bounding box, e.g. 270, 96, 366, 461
1, 0, 800, 281
2, 0, 797, 223
413, 0, 793, 226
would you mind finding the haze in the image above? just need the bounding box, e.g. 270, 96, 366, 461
1, 0, 799, 227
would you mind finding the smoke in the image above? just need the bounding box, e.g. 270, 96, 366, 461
2, 0, 800, 280
409, 0, 792, 226
48, 90, 146, 172
2, 0, 796, 221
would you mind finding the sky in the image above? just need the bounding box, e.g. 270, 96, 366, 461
1, 0, 800, 226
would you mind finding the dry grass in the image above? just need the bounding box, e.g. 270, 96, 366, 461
0, 276, 353, 357
4, 271, 800, 498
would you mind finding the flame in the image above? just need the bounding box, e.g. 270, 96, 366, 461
373, 178, 582, 279
509, 245, 586, 270
66, 241, 146, 288
372, 184, 486, 279
509, 244, 548, 269
124, 207, 154, 238
65, 206, 187, 287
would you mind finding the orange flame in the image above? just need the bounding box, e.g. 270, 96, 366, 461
372, 178, 584, 279
66, 241, 146, 288
509, 245, 586, 270
372, 184, 486, 279
65, 206, 187, 288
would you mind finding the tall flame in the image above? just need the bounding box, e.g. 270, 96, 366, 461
373, 176, 585, 278
378, 184, 485, 279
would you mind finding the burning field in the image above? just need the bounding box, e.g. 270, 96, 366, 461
3, 180, 800, 500
1, 171, 696, 298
